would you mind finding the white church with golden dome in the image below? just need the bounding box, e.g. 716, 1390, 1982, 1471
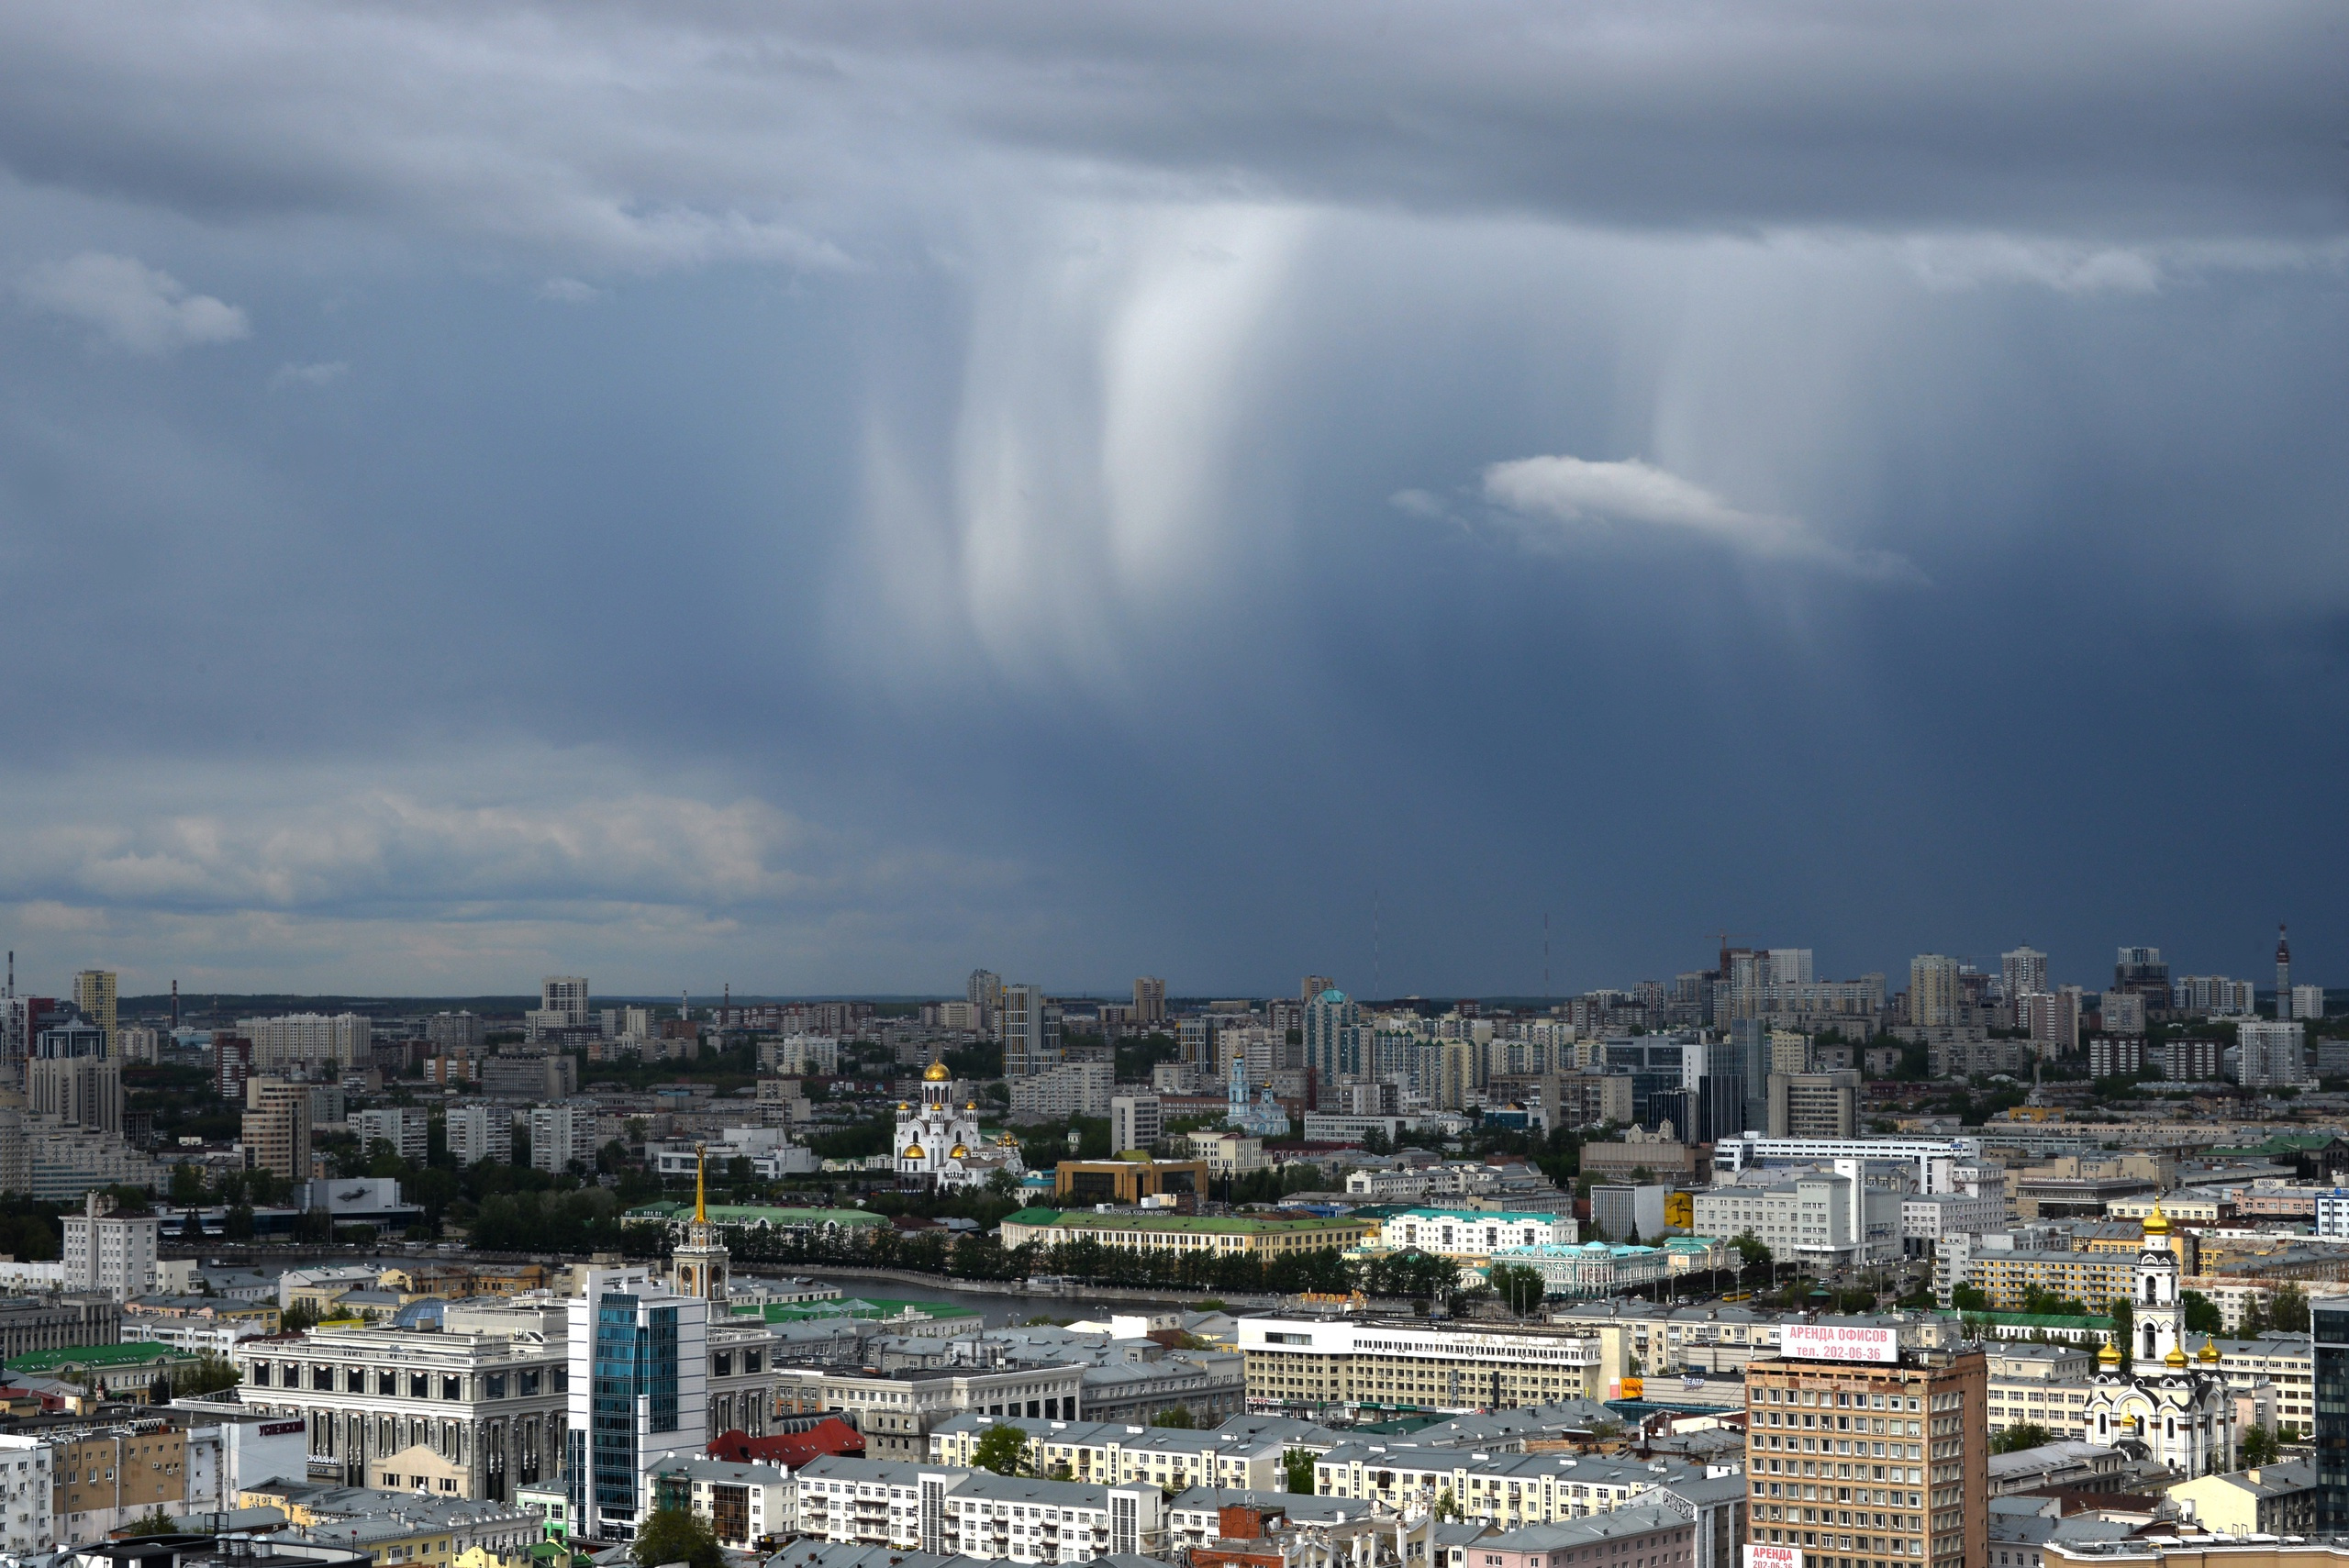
895, 1060, 1026, 1191
2082, 1204, 2234, 1478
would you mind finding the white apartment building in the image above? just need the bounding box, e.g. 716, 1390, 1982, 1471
789, 1455, 932, 1549
1692, 1162, 1903, 1267
1715, 1133, 1984, 1188
1900, 1192, 2010, 1247
61, 1194, 157, 1301
762, 1035, 840, 1076
1378, 1209, 1576, 1260
787, 1457, 1164, 1562
640, 1457, 792, 1550
2293, 985, 2328, 1021
0, 1435, 51, 1555
354, 1107, 430, 1164
529, 1105, 598, 1173
447, 1105, 513, 1167
1006, 1062, 1112, 1119
928, 1415, 1289, 1493
237, 1012, 372, 1073
230, 1322, 568, 1500
1110, 1095, 1163, 1155
1186, 1131, 1267, 1177
937, 1469, 1165, 1562
2238, 1020, 2310, 1088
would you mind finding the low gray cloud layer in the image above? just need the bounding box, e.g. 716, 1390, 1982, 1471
0, 2, 2341, 994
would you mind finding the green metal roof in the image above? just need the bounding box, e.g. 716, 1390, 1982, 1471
1965, 1311, 2116, 1329
6, 1341, 194, 1373
726, 1296, 978, 1323
624, 1202, 889, 1227
1014, 1208, 1370, 1235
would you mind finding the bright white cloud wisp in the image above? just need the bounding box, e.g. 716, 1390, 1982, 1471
17, 252, 249, 354
1477, 454, 1926, 583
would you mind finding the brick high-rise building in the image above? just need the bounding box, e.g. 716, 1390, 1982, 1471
1743, 1338, 1986, 1568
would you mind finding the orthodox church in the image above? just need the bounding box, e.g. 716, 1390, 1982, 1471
2082, 1205, 2233, 1478
896, 1060, 1026, 1191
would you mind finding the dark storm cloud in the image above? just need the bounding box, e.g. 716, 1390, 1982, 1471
0, 1, 2338, 255
0, 3, 2340, 994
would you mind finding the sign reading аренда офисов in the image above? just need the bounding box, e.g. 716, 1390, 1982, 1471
1781, 1323, 1898, 1363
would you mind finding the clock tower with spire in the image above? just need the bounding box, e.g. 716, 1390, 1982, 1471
670, 1143, 730, 1304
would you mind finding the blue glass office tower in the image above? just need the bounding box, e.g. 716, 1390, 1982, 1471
566, 1266, 707, 1540
2317, 1302, 2349, 1529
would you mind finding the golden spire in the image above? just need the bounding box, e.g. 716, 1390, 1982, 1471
694, 1141, 707, 1224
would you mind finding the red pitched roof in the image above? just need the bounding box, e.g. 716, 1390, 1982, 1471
707, 1418, 865, 1467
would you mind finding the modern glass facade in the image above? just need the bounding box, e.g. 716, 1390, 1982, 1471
2315, 1304, 2349, 1530
568, 1269, 707, 1542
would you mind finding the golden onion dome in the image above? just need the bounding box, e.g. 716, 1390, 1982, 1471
903, 1143, 926, 1161
2142, 1205, 2171, 1236
2097, 1340, 2121, 1368
2199, 1338, 2221, 1364
925, 1062, 952, 1081
2165, 1344, 2188, 1369
996, 1130, 1019, 1146
965, 1100, 978, 1110
896, 1102, 909, 1112
950, 1144, 970, 1159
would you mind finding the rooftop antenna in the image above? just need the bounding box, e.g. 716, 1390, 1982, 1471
1544, 912, 1551, 1001
5, 951, 11, 999
1373, 887, 1381, 1001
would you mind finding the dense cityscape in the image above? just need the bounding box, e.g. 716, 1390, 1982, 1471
0, 934, 2333, 1568
6, 6, 2343, 1568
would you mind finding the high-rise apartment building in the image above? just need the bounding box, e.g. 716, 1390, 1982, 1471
2294, 984, 2328, 1022
2238, 1019, 2310, 1089
2114, 946, 2170, 999
1767, 1071, 1860, 1139
2000, 947, 2047, 1002
241, 1077, 313, 1180
1909, 956, 1960, 1028
1131, 977, 1166, 1027
1110, 1094, 1163, 1155
2277, 926, 2292, 1018
1302, 988, 1364, 1092
447, 1104, 514, 1166
71, 972, 116, 1051
567, 1266, 709, 1540
115, 1026, 159, 1064
213, 1034, 254, 1103
427, 1011, 484, 1051
1300, 975, 1335, 1003
999, 984, 1062, 1078
355, 1106, 431, 1164
966, 970, 1002, 1033
1742, 1340, 1986, 1568
2099, 991, 2146, 1036
61, 1192, 158, 1301
28, 1054, 121, 1133
529, 1105, 598, 1173
238, 1012, 372, 1073
541, 977, 590, 1021
2020, 991, 2077, 1052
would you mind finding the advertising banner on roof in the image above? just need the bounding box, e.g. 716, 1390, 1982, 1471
1782, 1323, 1898, 1363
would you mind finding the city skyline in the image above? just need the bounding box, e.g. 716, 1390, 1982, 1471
0, 5, 2342, 993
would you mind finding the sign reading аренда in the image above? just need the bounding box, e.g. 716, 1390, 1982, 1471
1781, 1323, 1898, 1363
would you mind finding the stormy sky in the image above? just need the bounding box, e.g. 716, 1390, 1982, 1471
0, 1, 2343, 998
